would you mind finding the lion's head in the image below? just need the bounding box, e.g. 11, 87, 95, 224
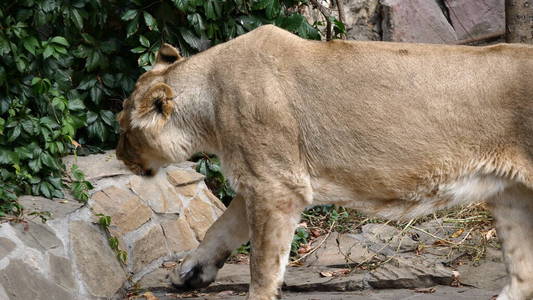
116, 43, 183, 176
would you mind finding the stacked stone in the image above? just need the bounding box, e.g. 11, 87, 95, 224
0, 151, 224, 300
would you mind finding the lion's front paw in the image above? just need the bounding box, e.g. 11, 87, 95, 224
170, 253, 220, 289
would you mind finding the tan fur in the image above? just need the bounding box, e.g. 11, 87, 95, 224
117, 25, 533, 300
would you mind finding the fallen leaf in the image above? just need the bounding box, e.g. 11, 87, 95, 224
71, 139, 81, 148
162, 261, 177, 269
414, 287, 436, 294
320, 271, 333, 277
319, 269, 350, 277
311, 228, 323, 237
450, 228, 464, 238
140, 292, 159, 300
217, 290, 235, 296
484, 228, 496, 240
298, 243, 312, 254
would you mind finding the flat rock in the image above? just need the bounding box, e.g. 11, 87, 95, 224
365, 255, 454, 288
49, 254, 76, 291
18, 195, 83, 219
456, 248, 507, 290
69, 221, 127, 298
0, 237, 16, 260
175, 184, 198, 199
161, 217, 199, 254
138, 266, 174, 289
305, 233, 373, 267
444, 0, 504, 41
12, 221, 62, 252
381, 0, 457, 43
166, 167, 205, 186
132, 223, 169, 273
91, 186, 152, 235
63, 150, 130, 181
361, 223, 418, 253
130, 172, 184, 214
0, 259, 72, 300
203, 188, 226, 214
184, 197, 217, 240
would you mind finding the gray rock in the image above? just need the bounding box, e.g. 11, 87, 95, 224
161, 218, 199, 254
12, 221, 62, 252
138, 266, 174, 289
305, 233, 373, 267
131, 223, 169, 273
381, 0, 457, 43
91, 186, 152, 235
18, 195, 83, 219
341, 0, 381, 41
49, 254, 76, 291
456, 247, 507, 290
361, 223, 418, 253
365, 255, 454, 288
63, 150, 131, 181
130, 172, 184, 214
69, 221, 127, 298
166, 167, 205, 186
444, 0, 504, 41
0, 259, 72, 300
184, 197, 217, 240
0, 237, 16, 260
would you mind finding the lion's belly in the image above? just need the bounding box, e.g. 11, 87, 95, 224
310, 174, 509, 219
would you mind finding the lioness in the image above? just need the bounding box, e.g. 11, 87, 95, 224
116, 25, 533, 300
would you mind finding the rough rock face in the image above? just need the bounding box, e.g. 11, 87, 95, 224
444, 0, 505, 41
381, 0, 458, 43
0, 150, 225, 300
304, 0, 504, 44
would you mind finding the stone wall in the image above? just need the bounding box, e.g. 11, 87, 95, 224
0, 151, 224, 300
305, 0, 505, 44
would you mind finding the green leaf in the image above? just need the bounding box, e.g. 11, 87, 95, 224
41, 152, 58, 169
43, 45, 54, 59
172, 0, 190, 10
39, 182, 52, 198
87, 111, 98, 124
251, 0, 273, 10
143, 11, 158, 31
139, 35, 150, 48
52, 97, 66, 111
205, 0, 221, 20
100, 110, 115, 126
50, 36, 70, 47
130, 47, 146, 54
67, 99, 85, 111
71, 9, 84, 29
21, 119, 33, 134
89, 85, 102, 105
121, 9, 138, 21
7, 126, 21, 142
22, 36, 39, 55
179, 28, 210, 51
126, 17, 139, 38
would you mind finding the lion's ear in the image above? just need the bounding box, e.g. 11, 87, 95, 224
153, 43, 181, 71
139, 83, 174, 119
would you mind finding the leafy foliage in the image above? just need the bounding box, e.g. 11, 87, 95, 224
96, 213, 128, 264
1, 0, 322, 215
194, 153, 235, 205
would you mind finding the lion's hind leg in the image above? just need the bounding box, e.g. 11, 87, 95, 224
489, 184, 533, 300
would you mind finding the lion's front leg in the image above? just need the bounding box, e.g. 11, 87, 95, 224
246, 186, 307, 300
171, 194, 249, 289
